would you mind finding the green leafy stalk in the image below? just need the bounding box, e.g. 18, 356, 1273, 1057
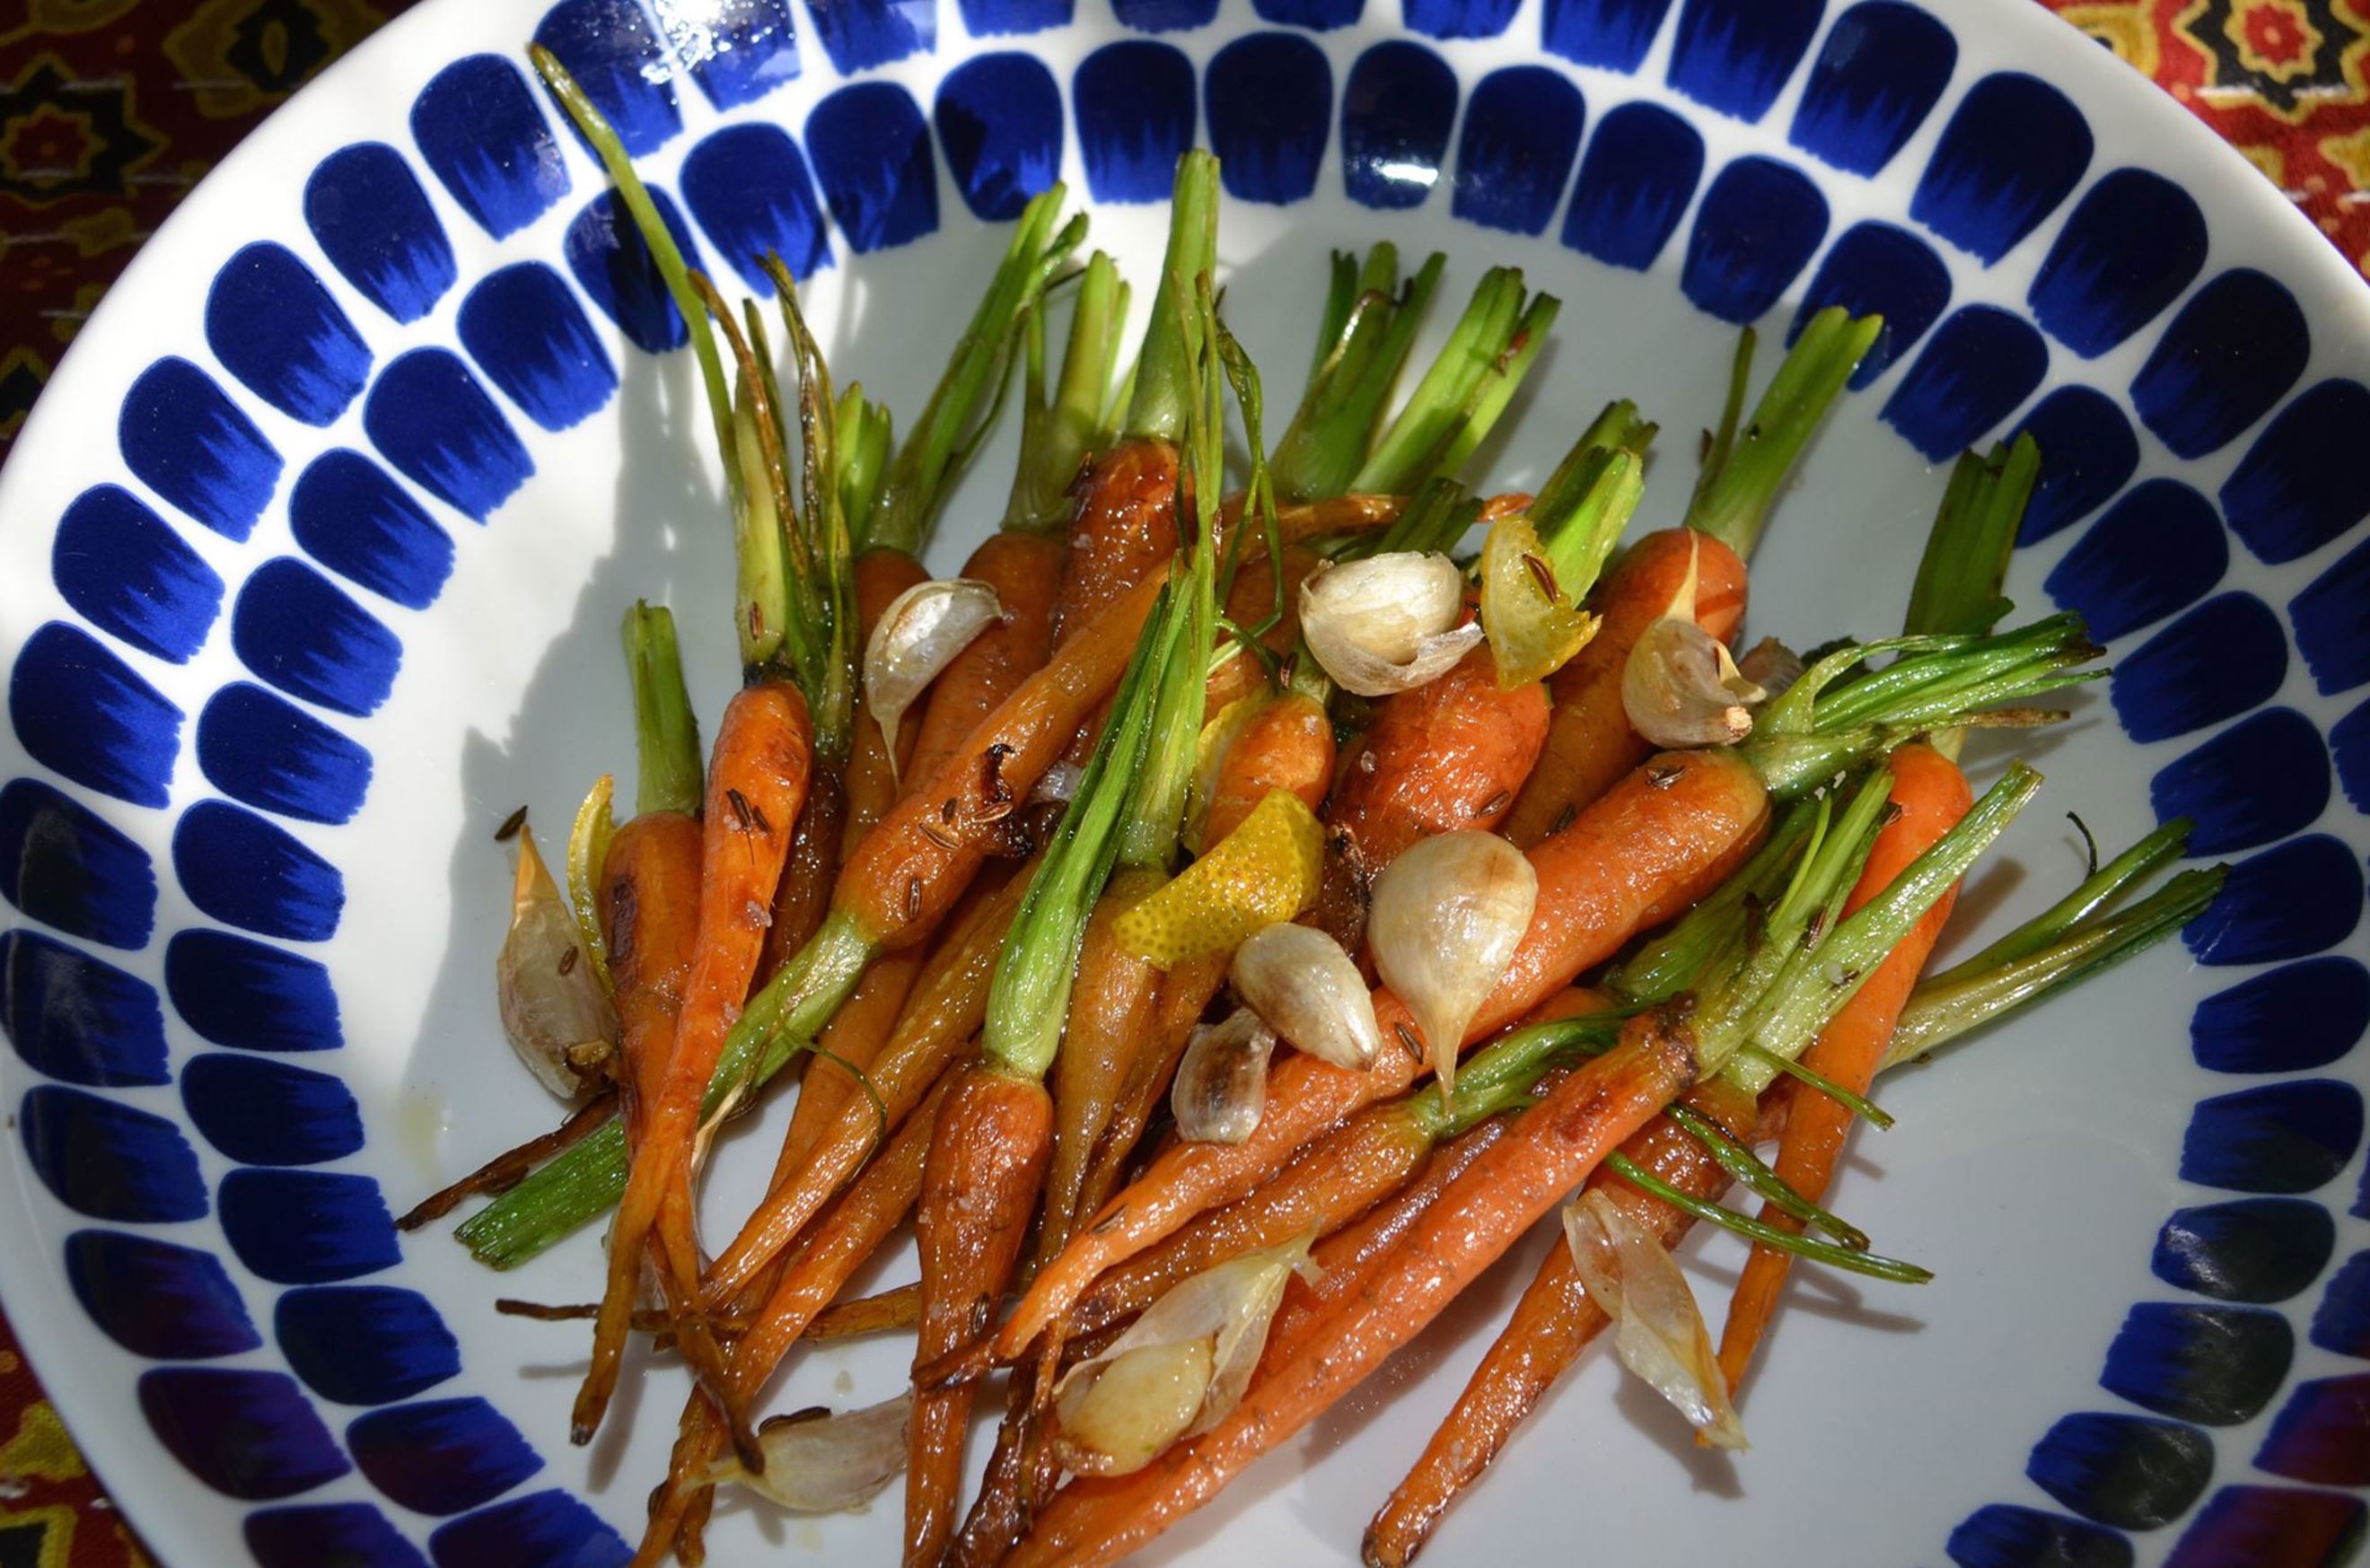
1610, 800, 1820, 1005
1410, 1012, 1631, 1139
1926, 816, 2193, 985
1271, 248, 1447, 502
1663, 1103, 1868, 1249
1122, 151, 1220, 446
835, 384, 895, 529
622, 602, 702, 818
766, 256, 862, 762
1005, 250, 1131, 533
1903, 434, 2041, 639
696, 283, 804, 681
1364, 475, 1482, 560
1352, 270, 1560, 495
1432, 292, 1560, 482
1685, 306, 1884, 560
865, 187, 1085, 554
1604, 1152, 1932, 1283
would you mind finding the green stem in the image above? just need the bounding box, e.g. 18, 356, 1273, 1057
1005, 250, 1129, 534
1271, 249, 1446, 504
1926, 817, 2192, 985
1533, 447, 1644, 609
764, 258, 861, 763
1685, 306, 1883, 560
1903, 434, 2040, 639
1411, 1012, 1630, 1139
1609, 800, 1819, 1005
1663, 1103, 1868, 1248
1739, 1043, 1896, 1128
1432, 292, 1561, 482
1122, 152, 1219, 446
835, 385, 895, 529
622, 601, 702, 818
1604, 1153, 1932, 1284
1353, 269, 1557, 495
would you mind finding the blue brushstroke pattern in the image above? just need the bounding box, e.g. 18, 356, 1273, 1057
2193, 958, 2368, 1076
2131, 269, 2309, 460
0, 931, 165, 1085
531, 0, 680, 155
1114, 0, 1219, 30
277, 1287, 461, 1406
458, 262, 618, 433
654, 0, 800, 110
562, 187, 706, 355
364, 348, 534, 521
66, 1230, 261, 1360
2309, 1249, 2370, 1356
167, 929, 342, 1053
1206, 33, 1334, 206
2182, 1079, 2363, 1195
2255, 1374, 2370, 1485
2028, 170, 2208, 357
173, 800, 345, 943
2109, 592, 2287, 745
1945, 1504, 2132, 1568
349, 1398, 543, 1515
205, 242, 372, 426
1541, 0, 1671, 69
249, 1504, 429, 1568
2010, 385, 2139, 545
118, 356, 281, 542
1403, 0, 1515, 39
2151, 708, 2327, 856
232, 557, 402, 719
935, 53, 1064, 222
1911, 73, 2093, 262
2043, 477, 2226, 641
51, 484, 223, 664
2102, 1301, 2292, 1425
410, 55, 570, 240
2182, 833, 2359, 968
138, 1367, 351, 1500
1340, 41, 1456, 211
1880, 305, 2048, 462
183, 1053, 364, 1166
2220, 379, 2370, 565
289, 450, 454, 610
1563, 101, 1703, 269
2290, 532, 2370, 696
2026, 1412, 2215, 1531
803, 0, 935, 75
9, 622, 183, 809
22, 1086, 206, 1222
429, 1490, 632, 1568
1666, 0, 1822, 123
1073, 42, 1197, 204
1681, 154, 1827, 323
0, 779, 157, 950
963, 0, 1072, 36
807, 83, 939, 254
197, 684, 373, 827
303, 144, 456, 324
2153, 1198, 2336, 1303
1450, 65, 1582, 235
1254, 0, 1358, 27
680, 123, 833, 289
1790, 221, 1950, 387
1788, 2, 1954, 176
2164, 1485, 2366, 1568
2338, 698, 2370, 814
220, 1169, 399, 1284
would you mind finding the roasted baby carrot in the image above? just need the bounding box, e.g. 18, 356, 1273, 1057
1329, 644, 1549, 866
904, 530, 1066, 790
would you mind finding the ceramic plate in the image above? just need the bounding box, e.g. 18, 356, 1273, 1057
3, 0, 2367, 1562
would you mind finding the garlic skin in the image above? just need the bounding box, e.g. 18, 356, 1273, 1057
1563, 1190, 1745, 1449
1734, 635, 1804, 700
1299, 552, 1483, 697
1230, 924, 1381, 1071
1172, 1009, 1279, 1143
862, 578, 1005, 772
497, 824, 618, 1100
1366, 830, 1536, 1094
1052, 1234, 1320, 1476
1621, 617, 1768, 749
705, 1390, 913, 1511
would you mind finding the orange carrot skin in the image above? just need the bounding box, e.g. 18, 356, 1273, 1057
911, 1064, 1056, 1568
844, 547, 933, 846
841, 573, 1165, 951
1010, 1023, 1698, 1568
1717, 742, 1970, 1392
996, 746, 1766, 1362
600, 810, 704, 1143
1051, 437, 1180, 644
760, 770, 847, 985
1330, 645, 1549, 867
907, 531, 1066, 791
1504, 529, 1751, 847
1203, 545, 1322, 718
1363, 1078, 1755, 1568
1200, 690, 1335, 849
1043, 871, 1166, 1252
1074, 954, 1227, 1222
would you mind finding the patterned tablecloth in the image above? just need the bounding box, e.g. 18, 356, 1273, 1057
0, 0, 2365, 1560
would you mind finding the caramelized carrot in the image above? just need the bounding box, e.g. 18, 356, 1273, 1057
1042, 871, 1167, 1257
1715, 741, 1970, 1392
1198, 690, 1334, 849
1052, 441, 1182, 644
1501, 529, 1749, 846
906, 532, 1066, 791
1329, 644, 1549, 867
841, 546, 932, 847
599, 810, 705, 1142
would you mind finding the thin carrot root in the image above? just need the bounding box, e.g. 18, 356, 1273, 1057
397, 1089, 618, 1231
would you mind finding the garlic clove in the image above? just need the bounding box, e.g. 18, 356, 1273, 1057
705, 1390, 913, 1511
1621, 617, 1768, 749
1564, 1189, 1745, 1449
1365, 830, 1537, 1095
1230, 923, 1381, 1070
862, 578, 1005, 775
1172, 1008, 1278, 1143
1299, 552, 1482, 697
496, 824, 618, 1100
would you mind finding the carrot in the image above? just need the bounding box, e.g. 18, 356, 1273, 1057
600, 810, 705, 1142
1362, 1078, 1756, 1568
575, 679, 812, 1446
1074, 952, 1226, 1221
909, 1064, 1057, 1566
1329, 644, 1549, 867
1041, 870, 1168, 1258
808, 1278, 921, 1339
1052, 437, 1183, 644
841, 546, 931, 841
1499, 528, 1749, 846
1007, 1026, 1696, 1568
904, 531, 1066, 790
760, 771, 846, 983
1202, 545, 1321, 719
1197, 690, 1333, 850
992, 745, 1770, 1362
1715, 741, 1970, 1393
